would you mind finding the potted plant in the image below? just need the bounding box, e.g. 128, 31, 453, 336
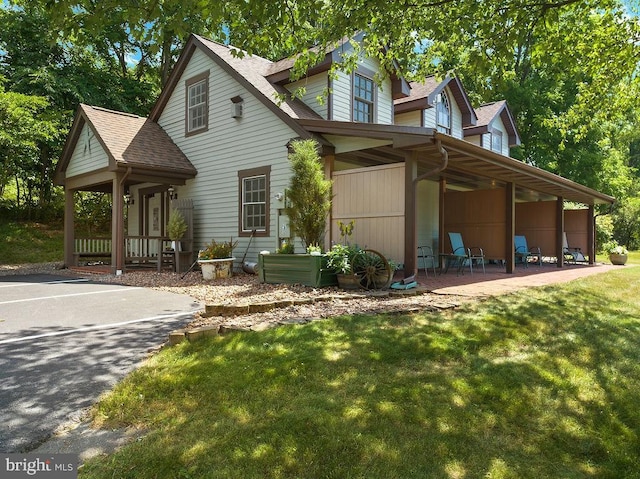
198, 239, 238, 279
258, 139, 337, 287
284, 139, 332, 249
604, 240, 628, 265
326, 243, 363, 289
167, 209, 188, 251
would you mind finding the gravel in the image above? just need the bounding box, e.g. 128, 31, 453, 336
0, 262, 468, 331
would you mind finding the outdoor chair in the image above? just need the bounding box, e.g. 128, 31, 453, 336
563, 232, 586, 263
514, 235, 542, 267
443, 232, 485, 275
417, 245, 437, 276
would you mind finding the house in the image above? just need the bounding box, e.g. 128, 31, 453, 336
54, 33, 614, 276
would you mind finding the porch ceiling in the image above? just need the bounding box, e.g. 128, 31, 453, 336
297, 119, 615, 206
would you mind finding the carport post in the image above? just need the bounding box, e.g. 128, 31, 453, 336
404, 151, 418, 277
505, 182, 515, 273
556, 196, 565, 268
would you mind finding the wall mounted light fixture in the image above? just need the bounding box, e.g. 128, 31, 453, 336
168, 185, 177, 200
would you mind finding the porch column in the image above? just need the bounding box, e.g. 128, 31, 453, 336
112, 177, 125, 274
505, 182, 515, 273
404, 151, 418, 277
63, 188, 75, 267
587, 204, 595, 264
556, 196, 565, 268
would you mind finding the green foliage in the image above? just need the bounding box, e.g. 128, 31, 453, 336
198, 239, 238, 260
0, 220, 63, 264
74, 192, 111, 236
611, 196, 640, 250
284, 139, 332, 249
166, 209, 187, 241
326, 243, 362, 274
85, 267, 640, 478
276, 241, 295, 254
601, 239, 628, 255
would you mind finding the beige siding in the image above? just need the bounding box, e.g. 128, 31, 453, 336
466, 134, 482, 147
286, 73, 329, 119
66, 124, 109, 177
394, 111, 421, 127
157, 48, 299, 260
332, 163, 405, 263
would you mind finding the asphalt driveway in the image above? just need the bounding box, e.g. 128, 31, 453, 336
0, 274, 202, 453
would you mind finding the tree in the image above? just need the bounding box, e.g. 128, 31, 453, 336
285, 140, 332, 249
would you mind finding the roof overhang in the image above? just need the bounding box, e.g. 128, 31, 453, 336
297, 119, 615, 206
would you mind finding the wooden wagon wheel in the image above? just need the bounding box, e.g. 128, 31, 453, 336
352, 249, 392, 290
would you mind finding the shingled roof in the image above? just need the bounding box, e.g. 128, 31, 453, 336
394, 76, 477, 127
57, 104, 197, 182
464, 100, 521, 146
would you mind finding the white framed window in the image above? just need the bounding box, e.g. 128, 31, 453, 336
185, 72, 209, 136
436, 92, 451, 134
491, 130, 503, 153
353, 73, 375, 123
238, 166, 270, 236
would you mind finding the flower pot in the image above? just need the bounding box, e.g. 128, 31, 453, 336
258, 253, 337, 287
336, 273, 362, 290
609, 253, 628, 265
199, 257, 236, 280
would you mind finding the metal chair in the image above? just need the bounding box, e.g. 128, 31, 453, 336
417, 245, 437, 276
445, 232, 485, 275
514, 235, 542, 267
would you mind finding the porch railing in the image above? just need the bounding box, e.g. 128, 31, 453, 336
73, 236, 173, 268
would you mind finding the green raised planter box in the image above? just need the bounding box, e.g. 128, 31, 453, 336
258, 253, 338, 287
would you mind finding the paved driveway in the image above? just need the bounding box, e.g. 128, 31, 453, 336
0, 274, 202, 453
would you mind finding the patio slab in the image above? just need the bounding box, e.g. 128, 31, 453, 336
418, 262, 626, 298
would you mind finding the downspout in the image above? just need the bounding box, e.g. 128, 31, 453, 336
115, 167, 133, 275
405, 137, 448, 279
415, 138, 449, 185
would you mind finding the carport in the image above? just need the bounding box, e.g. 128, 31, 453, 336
297, 119, 615, 275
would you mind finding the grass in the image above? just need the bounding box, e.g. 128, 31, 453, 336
0, 219, 64, 264
81, 266, 640, 479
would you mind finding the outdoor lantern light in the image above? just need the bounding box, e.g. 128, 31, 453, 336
168, 185, 177, 200
124, 192, 133, 205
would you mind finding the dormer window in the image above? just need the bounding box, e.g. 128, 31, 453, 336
353, 73, 375, 123
491, 130, 503, 153
185, 72, 209, 136
436, 92, 451, 134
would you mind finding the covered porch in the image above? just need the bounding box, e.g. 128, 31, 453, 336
54, 104, 198, 275
299, 120, 615, 276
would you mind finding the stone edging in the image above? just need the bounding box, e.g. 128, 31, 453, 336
167, 287, 459, 346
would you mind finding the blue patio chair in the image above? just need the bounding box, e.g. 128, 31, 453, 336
514, 235, 542, 267
444, 232, 485, 275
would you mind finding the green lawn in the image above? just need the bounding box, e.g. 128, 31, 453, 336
81, 266, 640, 479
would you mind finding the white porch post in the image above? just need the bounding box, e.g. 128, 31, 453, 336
556, 196, 565, 268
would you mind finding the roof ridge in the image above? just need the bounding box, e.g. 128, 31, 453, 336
83, 104, 146, 119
